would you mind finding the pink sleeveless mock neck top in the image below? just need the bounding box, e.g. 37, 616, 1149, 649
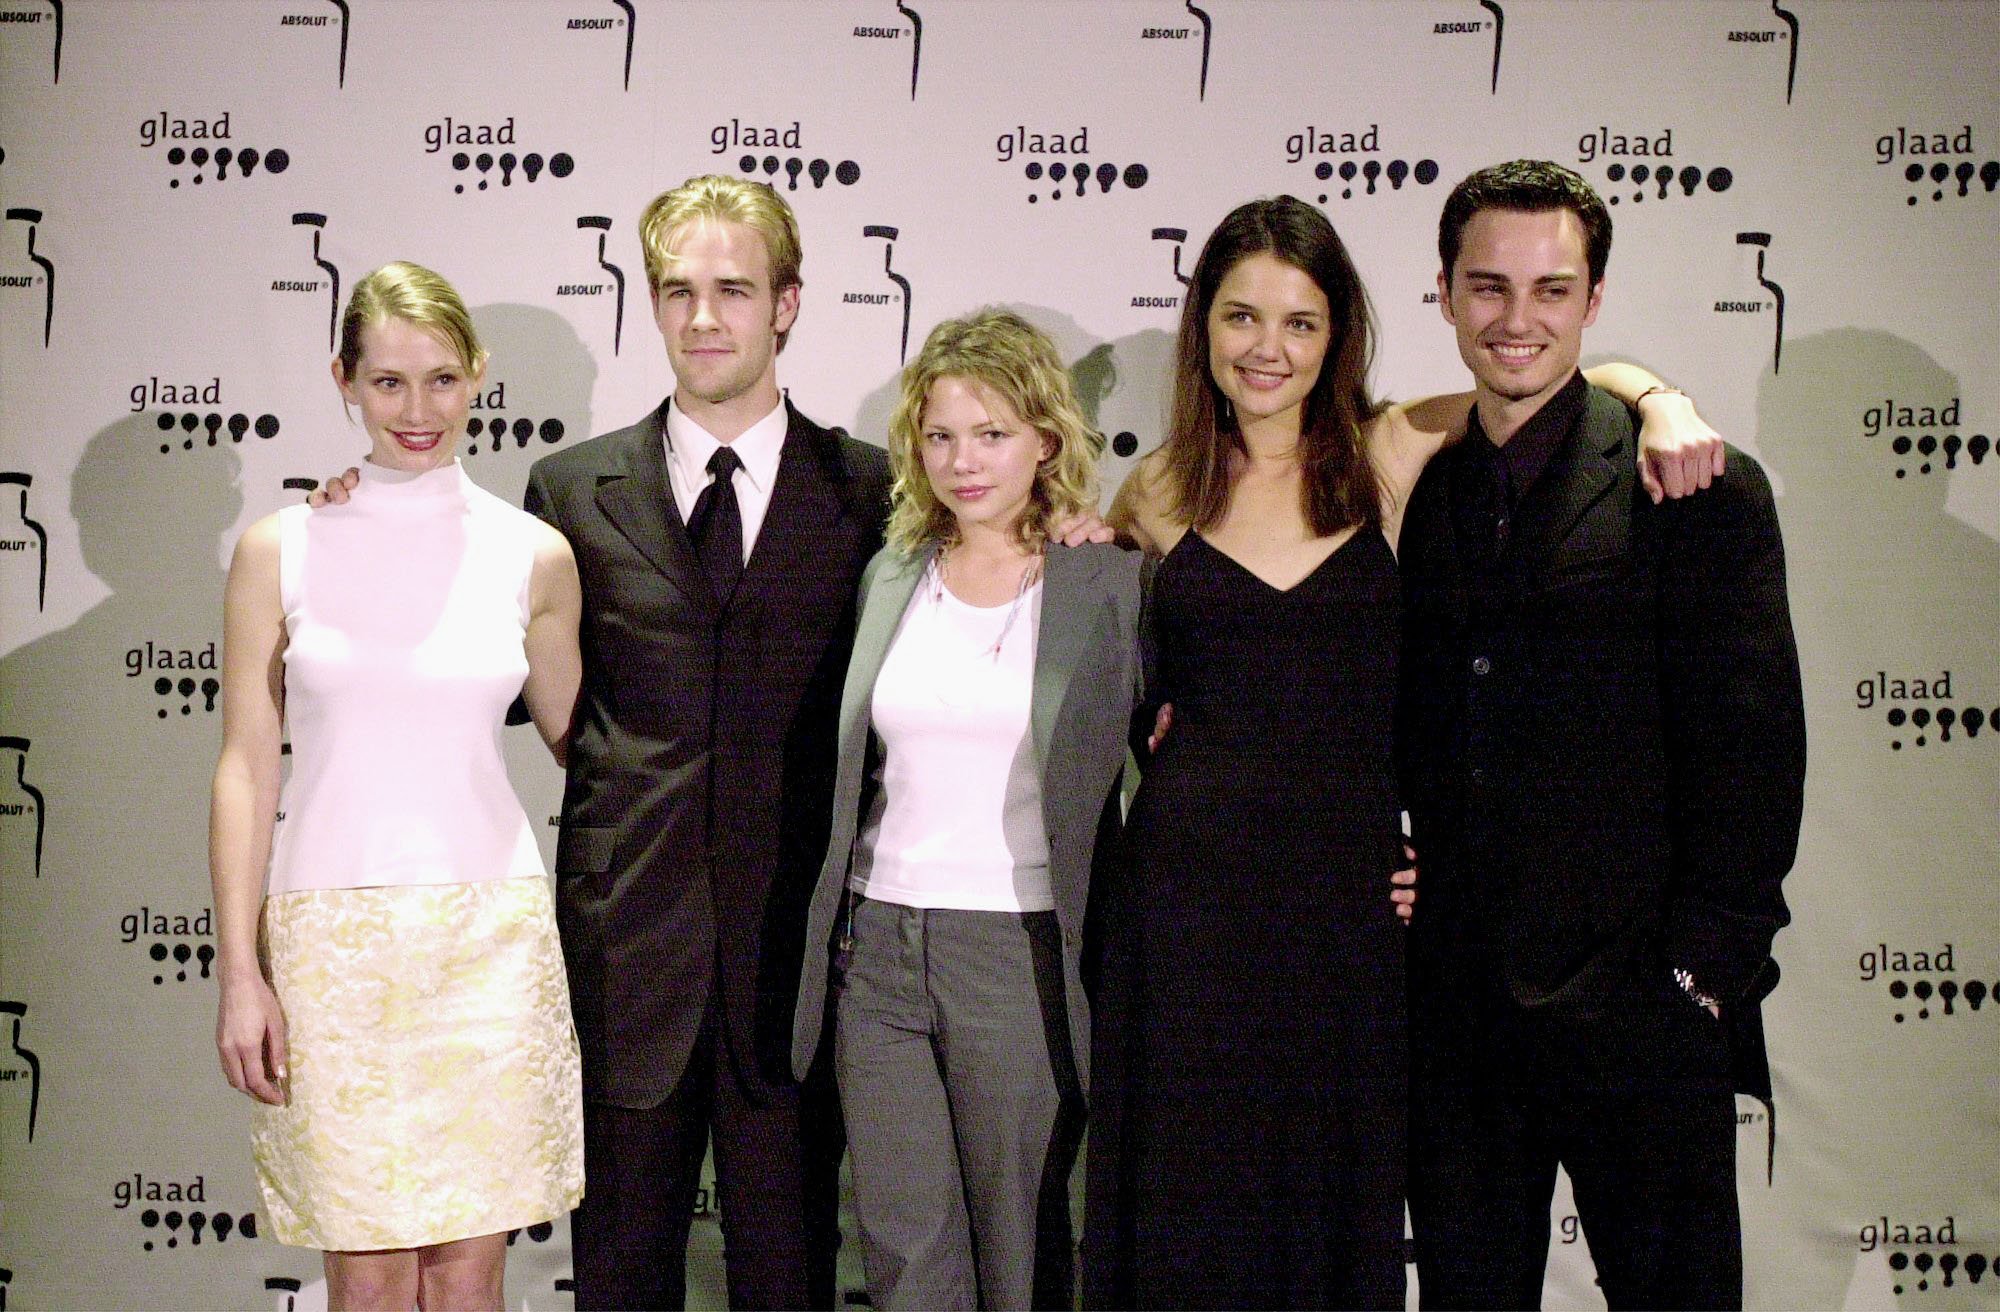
265, 459, 547, 894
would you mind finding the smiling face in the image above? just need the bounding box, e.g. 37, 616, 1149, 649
918, 375, 1052, 542
332, 316, 481, 472
1440, 206, 1603, 416
651, 217, 799, 432
1205, 252, 1333, 437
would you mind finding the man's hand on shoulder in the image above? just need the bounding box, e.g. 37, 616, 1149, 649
305, 468, 361, 508
1050, 509, 1115, 547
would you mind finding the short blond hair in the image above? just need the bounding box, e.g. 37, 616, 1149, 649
886, 310, 1104, 555
638, 175, 804, 349
336, 261, 486, 380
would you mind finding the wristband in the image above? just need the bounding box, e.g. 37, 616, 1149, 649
1634, 384, 1688, 407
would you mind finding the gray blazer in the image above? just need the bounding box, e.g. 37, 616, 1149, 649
790, 540, 1145, 1092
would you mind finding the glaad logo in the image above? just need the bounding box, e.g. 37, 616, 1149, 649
564, 1, 635, 92
114, 1174, 259, 1252
1860, 1216, 1997, 1296
1859, 943, 1998, 1025
464, 381, 569, 458
1716, 232, 1784, 373
0, 1000, 40, 1143
1286, 124, 1437, 206
281, 213, 341, 352
426, 118, 576, 195
136, 375, 282, 453
139, 113, 292, 190
1577, 128, 1734, 206
1853, 670, 1996, 751
0, 473, 48, 611
1725, 2, 1799, 105
720, 121, 863, 194
567, 216, 626, 357
852, 2, 922, 102
0, 736, 46, 878
277, 0, 349, 88
1001, 126, 1150, 205
1865, 396, 1991, 479
1429, 1, 1503, 94
1875, 127, 1998, 207
128, 641, 220, 719
3, 207, 55, 347
1138, 1, 1214, 102
843, 226, 912, 366
123, 906, 216, 986
0, 0, 62, 84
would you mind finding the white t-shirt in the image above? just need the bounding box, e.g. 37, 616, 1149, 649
848, 567, 1052, 912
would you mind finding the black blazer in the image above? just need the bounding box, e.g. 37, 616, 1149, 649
1396, 384, 1806, 1097
525, 399, 890, 1107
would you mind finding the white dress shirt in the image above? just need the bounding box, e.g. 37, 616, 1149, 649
663, 395, 788, 563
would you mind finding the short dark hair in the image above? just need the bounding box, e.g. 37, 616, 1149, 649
1438, 159, 1613, 288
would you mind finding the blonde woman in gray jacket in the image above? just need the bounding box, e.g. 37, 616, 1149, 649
791, 309, 1142, 1311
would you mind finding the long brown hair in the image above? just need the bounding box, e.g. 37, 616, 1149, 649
1160, 196, 1381, 535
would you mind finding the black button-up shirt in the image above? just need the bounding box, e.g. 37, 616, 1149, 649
1453, 369, 1589, 558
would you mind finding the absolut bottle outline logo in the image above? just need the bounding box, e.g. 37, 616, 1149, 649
276, 0, 349, 88
3, 207, 55, 348
851, 1, 922, 102
280, 213, 341, 353
138, 113, 292, 190
1576, 128, 1735, 206
113, 1174, 259, 1252
1864, 396, 1991, 479
1137, 1, 1214, 102
1128, 226, 1187, 316
1723, 2, 1799, 104
1714, 232, 1785, 373
1859, 1217, 1997, 1296
999, 126, 1150, 205
0, 736, 45, 879
1859, 943, 1998, 1025
1874, 127, 1998, 206
0, 1001, 39, 1144
463, 382, 569, 457
1854, 670, 1996, 752
1428, 1, 1503, 95
567, 216, 626, 357
0, 0, 62, 85
0, 473, 48, 612
843, 225, 912, 367
564, 1, 634, 91
1285, 124, 1438, 207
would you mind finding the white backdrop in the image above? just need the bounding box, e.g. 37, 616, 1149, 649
2, 2, 1997, 1308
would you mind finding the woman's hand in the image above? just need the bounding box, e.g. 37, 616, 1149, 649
1391, 843, 1418, 922
216, 970, 288, 1106
1634, 390, 1725, 503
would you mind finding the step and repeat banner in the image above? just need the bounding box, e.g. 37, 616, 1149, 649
2, 2, 1996, 1308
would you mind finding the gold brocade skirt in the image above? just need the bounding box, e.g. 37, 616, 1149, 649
252, 876, 584, 1251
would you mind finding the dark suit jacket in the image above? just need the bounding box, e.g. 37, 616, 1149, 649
1396, 383, 1805, 1098
526, 399, 890, 1108
791, 541, 1146, 1093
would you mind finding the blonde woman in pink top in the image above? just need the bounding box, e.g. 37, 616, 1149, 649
208, 263, 585, 1311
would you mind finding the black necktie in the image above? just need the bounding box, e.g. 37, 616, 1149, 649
687, 445, 744, 600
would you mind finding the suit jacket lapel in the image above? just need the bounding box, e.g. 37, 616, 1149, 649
593, 401, 711, 614
838, 549, 927, 764
1505, 394, 1623, 572
1032, 545, 1104, 772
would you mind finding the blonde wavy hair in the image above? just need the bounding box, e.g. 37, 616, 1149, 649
638, 175, 804, 351
336, 261, 486, 380
886, 309, 1104, 555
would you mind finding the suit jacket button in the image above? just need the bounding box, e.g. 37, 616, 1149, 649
1472, 655, 1492, 675
1469, 766, 1487, 786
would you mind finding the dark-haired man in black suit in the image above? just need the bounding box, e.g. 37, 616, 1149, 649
1397, 160, 1806, 1310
